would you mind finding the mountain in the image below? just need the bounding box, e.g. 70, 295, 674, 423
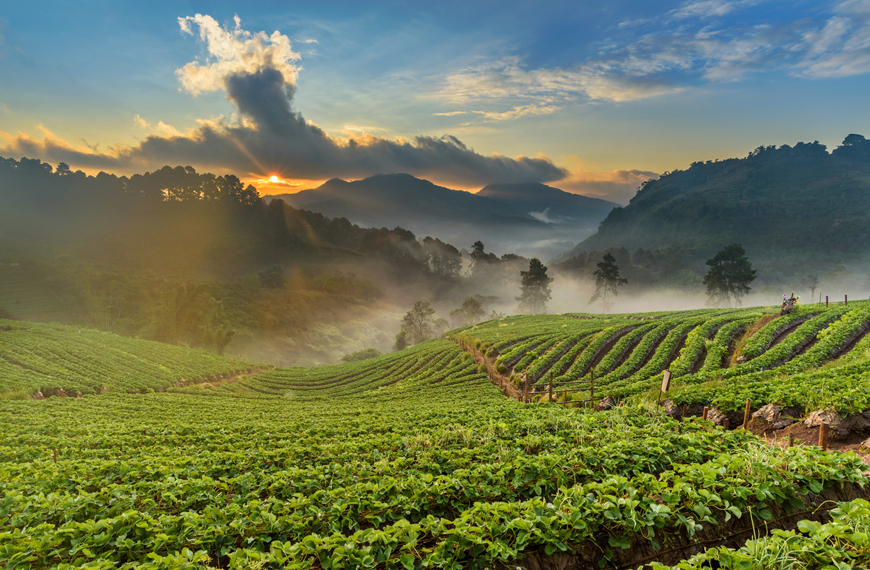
553, 135, 870, 283
271, 174, 619, 259
477, 182, 616, 223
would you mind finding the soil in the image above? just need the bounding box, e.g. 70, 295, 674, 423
750, 421, 870, 471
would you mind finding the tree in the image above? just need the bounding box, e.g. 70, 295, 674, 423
400, 300, 436, 345
516, 258, 553, 314
800, 273, 819, 301
703, 244, 756, 307
461, 296, 486, 325
393, 330, 408, 351
589, 253, 627, 312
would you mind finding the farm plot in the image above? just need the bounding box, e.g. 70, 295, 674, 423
0, 320, 254, 397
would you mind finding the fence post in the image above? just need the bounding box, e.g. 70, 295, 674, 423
845, 295, 848, 306
549, 380, 553, 403
702, 407, 708, 420
742, 398, 751, 430
590, 369, 595, 408
819, 423, 829, 451
826, 296, 829, 307
788, 433, 794, 448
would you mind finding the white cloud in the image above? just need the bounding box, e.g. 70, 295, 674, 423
471, 103, 561, 121
437, 0, 870, 115
672, 0, 738, 19
433, 111, 467, 116
133, 114, 150, 128
176, 14, 301, 96
439, 56, 680, 108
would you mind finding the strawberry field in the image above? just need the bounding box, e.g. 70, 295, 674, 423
3, 301, 870, 569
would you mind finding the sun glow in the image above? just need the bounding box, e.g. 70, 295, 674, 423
269, 175, 279, 183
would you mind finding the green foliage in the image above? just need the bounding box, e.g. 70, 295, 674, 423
340, 348, 382, 363
516, 258, 553, 314
703, 244, 756, 307
589, 253, 628, 312
650, 499, 870, 570
400, 300, 436, 345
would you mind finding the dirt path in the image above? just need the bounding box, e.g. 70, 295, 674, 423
455, 339, 525, 400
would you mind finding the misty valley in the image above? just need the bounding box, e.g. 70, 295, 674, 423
4, 3, 870, 566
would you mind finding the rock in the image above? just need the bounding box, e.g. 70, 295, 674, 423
707, 407, 744, 429
752, 404, 801, 430
861, 437, 870, 451
595, 396, 617, 411
804, 408, 870, 436
661, 399, 682, 420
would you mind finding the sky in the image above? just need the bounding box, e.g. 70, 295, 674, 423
1, 0, 869, 204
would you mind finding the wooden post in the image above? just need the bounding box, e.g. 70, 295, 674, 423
819, 423, 829, 451
826, 296, 829, 307
788, 433, 794, 448
590, 369, 595, 407
723, 418, 730, 430
845, 295, 848, 306
702, 406, 708, 420
549, 380, 553, 403
53, 448, 57, 464
742, 398, 751, 430
681, 404, 687, 420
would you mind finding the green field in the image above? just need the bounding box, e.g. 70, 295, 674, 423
2, 303, 870, 569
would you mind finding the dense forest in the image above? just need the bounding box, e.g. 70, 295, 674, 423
553, 135, 870, 292
0, 157, 532, 364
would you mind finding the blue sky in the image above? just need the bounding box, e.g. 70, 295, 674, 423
1, 0, 869, 202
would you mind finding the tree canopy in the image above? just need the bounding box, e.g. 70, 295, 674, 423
589, 253, 627, 312
703, 244, 756, 307
516, 259, 553, 314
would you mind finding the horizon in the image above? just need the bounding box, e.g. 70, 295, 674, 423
2, 1, 869, 204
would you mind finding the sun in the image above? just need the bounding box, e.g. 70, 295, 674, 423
269, 175, 279, 183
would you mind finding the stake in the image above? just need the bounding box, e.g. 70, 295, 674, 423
742, 398, 751, 430
702, 406, 708, 420
826, 295, 829, 307
819, 423, 829, 451
723, 418, 730, 431
845, 294, 848, 306
590, 369, 594, 407
549, 380, 553, 403
53, 448, 57, 464
788, 433, 794, 448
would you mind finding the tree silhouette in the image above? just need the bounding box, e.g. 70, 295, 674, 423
800, 273, 819, 301
703, 244, 756, 307
517, 258, 553, 314
589, 253, 627, 312
401, 300, 436, 344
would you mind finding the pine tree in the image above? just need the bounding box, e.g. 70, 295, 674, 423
516, 258, 553, 314
589, 253, 627, 312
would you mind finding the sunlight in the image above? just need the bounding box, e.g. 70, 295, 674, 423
269, 175, 279, 183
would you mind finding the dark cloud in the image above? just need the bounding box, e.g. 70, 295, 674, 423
3, 62, 568, 187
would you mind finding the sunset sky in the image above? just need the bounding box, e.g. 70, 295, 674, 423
1, 0, 869, 203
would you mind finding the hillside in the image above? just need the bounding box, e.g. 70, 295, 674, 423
3, 311, 870, 569
272, 174, 619, 259
555, 135, 870, 281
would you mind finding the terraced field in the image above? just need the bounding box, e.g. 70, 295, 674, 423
449, 301, 870, 423
2, 304, 870, 569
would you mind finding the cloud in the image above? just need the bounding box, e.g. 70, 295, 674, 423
439, 56, 681, 108
469, 103, 561, 121
0, 15, 567, 188
176, 14, 301, 96
436, 0, 870, 115
558, 167, 659, 205
433, 111, 468, 116
671, 0, 742, 20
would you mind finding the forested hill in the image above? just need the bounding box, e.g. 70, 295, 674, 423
556, 135, 870, 277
